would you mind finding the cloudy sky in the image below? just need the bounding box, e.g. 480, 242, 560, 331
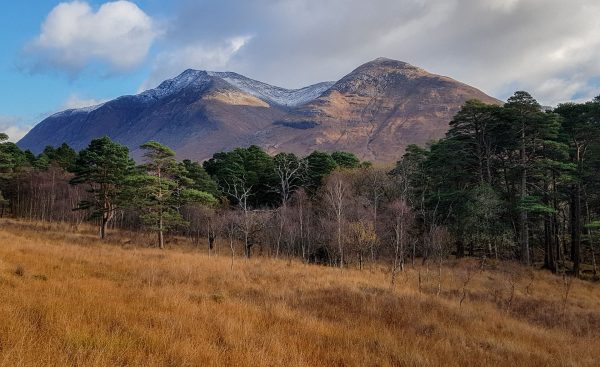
1, 0, 599, 141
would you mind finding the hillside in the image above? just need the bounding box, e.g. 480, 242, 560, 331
258, 58, 501, 161
0, 220, 598, 367
18, 58, 501, 162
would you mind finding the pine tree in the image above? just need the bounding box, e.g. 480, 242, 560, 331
204, 145, 277, 207
504, 91, 558, 265
331, 151, 361, 169
70, 136, 135, 239
40, 143, 77, 170
179, 159, 220, 197
129, 141, 216, 249
303, 151, 338, 194
447, 99, 502, 185
555, 98, 600, 275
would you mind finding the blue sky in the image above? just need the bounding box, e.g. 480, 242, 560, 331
1, 0, 599, 141
0, 2, 160, 126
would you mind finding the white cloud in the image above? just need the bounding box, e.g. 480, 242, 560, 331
26, 1, 159, 74
140, 36, 252, 91
0, 116, 32, 142
61, 94, 108, 110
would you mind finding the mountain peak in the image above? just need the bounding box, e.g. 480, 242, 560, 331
19, 59, 500, 163
370, 57, 408, 64
156, 69, 210, 90
355, 57, 422, 73
327, 58, 429, 96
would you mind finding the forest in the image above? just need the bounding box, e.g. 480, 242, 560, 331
1, 91, 599, 278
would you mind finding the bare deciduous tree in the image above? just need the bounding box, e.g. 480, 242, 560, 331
385, 199, 413, 285
323, 171, 351, 268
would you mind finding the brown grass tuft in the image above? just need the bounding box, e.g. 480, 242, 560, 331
14, 264, 24, 277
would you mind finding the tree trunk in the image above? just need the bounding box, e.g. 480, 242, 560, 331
552, 173, 560, 273
229, 230, 235, 270
158, 230, 164, 249
100, 217, 107, 239
571, 184, 581, 276
299, 204, 306, 262
276, 208, 284, 258
337, 217, 343, 268
520, 161, 529, 264
391, 218, 405, 285
543, 216, 556, 272
158, 213, 165, 249
99, 188, 112, 240
208, 232, 216, 251
543, 189, 556, 272
584, 194, 598, 277
456, 240, 465, 258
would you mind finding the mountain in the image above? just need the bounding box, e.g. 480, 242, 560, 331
253, 58, 501, 161
18, 58, 501, 162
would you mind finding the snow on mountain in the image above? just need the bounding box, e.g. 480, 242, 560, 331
49, 70, 212, 118
49, 102, 106, 118
140, 70, 215, 101
136, 69, 334, 107
208, 72, 334, 107
45, 69, 332, 122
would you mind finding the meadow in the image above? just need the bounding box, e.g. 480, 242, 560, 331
0, 219, 599, 367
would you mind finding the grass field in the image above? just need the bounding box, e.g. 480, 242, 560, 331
0, 219, 599, 366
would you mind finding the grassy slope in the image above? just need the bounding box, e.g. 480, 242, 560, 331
0, 220, 599, 367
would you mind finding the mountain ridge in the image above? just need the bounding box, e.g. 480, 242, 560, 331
18, 58, 502, 162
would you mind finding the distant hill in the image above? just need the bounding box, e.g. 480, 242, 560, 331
18, 58, 501, 162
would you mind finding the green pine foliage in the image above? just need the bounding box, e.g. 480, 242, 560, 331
392, 93, 600, 274
126, 141, 217, 248
69, 136, 136, 238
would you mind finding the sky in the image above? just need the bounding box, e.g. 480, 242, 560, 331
1, 0, 599, 142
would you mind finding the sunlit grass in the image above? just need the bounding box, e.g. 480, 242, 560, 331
0, 219, 598, 366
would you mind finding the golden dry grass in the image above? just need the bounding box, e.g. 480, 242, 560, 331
0, 219, 599, 367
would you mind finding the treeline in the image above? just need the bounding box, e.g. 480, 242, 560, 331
0, 133, 369, 258
0, 91, 599, 277
398, 92, 600, 276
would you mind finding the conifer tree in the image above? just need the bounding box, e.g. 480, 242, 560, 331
129, 141, 216, 249
70, 136, 135, 239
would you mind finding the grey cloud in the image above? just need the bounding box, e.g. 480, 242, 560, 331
151, 0, 600, 105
